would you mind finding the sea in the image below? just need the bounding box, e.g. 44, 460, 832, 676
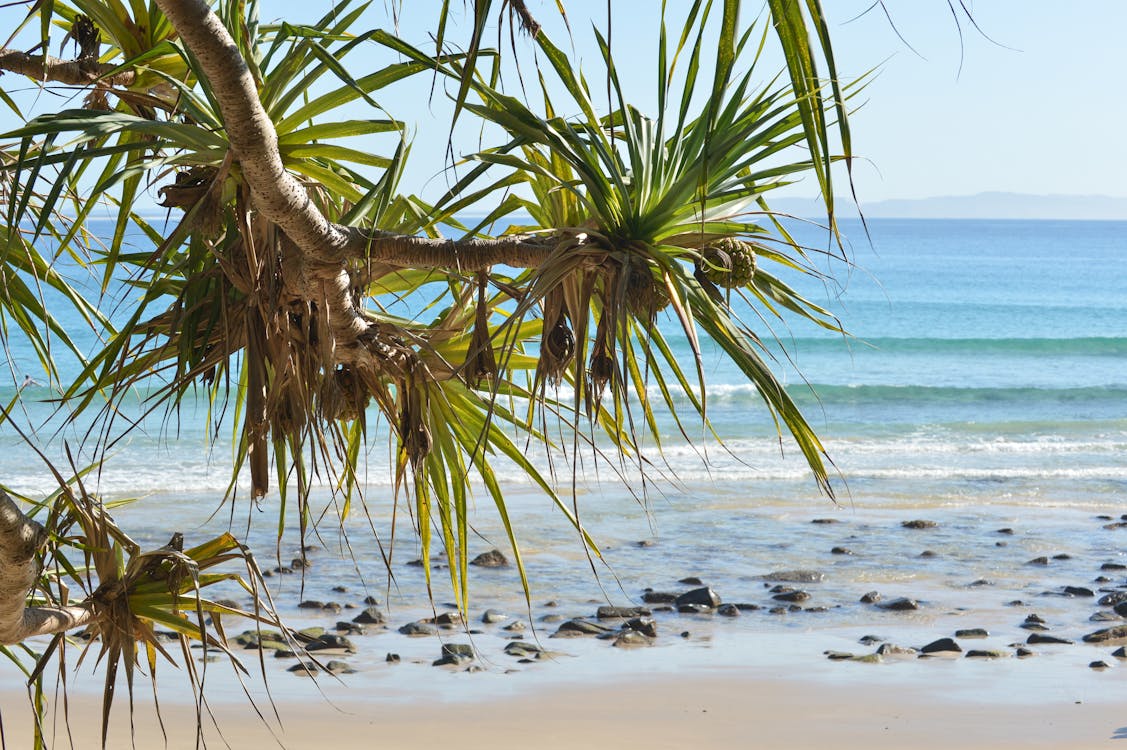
1, 217, 1125, 704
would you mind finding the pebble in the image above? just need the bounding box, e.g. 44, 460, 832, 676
469, 549, 509, 568
831, 547, 853, 555
1089, 661, 1110, 670
674, 587, 721, 608
716, 603, 741, 617
920, 638, 961, 654
901, 520, 937, 529
955, 628, 988, 638
482, 609, 509, 624
352, 607, 385, 625
1027, 633, 1073, 645
398, 622, 438, 637
612, 630, 652, 648
772, 590, 810, 603
877, 597, 919, 612
859, 591, 881, 604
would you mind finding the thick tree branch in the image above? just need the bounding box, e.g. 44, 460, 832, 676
0, 49, 136, 86
152, 0, 568, 273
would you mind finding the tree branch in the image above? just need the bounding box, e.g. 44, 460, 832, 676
0, 49, 136, 86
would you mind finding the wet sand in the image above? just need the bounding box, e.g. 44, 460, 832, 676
2, 667, 1123, 749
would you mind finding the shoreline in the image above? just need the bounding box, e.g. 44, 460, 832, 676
3, 664, 1123, 749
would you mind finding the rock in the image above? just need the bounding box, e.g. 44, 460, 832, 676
919, 550, 937, 558
504, 641, 542, 658
432, 655, 473, 667
1052, 553, 1072, 560
876, 643, 916, 657
877, 597, 919, 612
1115, 602, 1127, 618
596, 605, 651, 619
675, 587, 721, 608
1027, 633, 1073, 645
307, 634, 357, 654
965, 650, 1007, 659
758, 570, 825, 584
733, 603, 761, 611
1024, 613, 1046, 624
831, 547, 853, 555
825, 651, 855, 660
298, 600, 325, 609
552, 619, 612, 637
296, 627, 325, 641
996, 528, 1014, 535
386, 653, 401, 663
901, 520, 937, 529
1111, 647, 1127, 659
641, 591, 678, 604
967, 579, 993, 588
613, 630, 652, 648
677, 603, 712, 614
811, 518, 840, 524
398, 622, 438, 637
1101, 562, 1127, 571
955, 628, 989, 639
540, 614, 565, 623
1104, 522, 1127, 530
1082, 626, 1127, 644
325, 660, 356, 675
429, 612, 462, 626
772, 590, 810, 603
332, 585, 348, 593
1091, 612, 1120, 622
1094, 576, 1113, 584
352, 607, 385, 625
363, 595, 380, 605
1089, 661, 1110, 670
1062, 586, 1094, 598
273, 648, 296, 658
1015, 648, 1035, 658
288, 661, 318, 676
291, 558, 309, 569
335, 621, 365, 635
1020, 622, 1049, 632
636, 539, 656, 548
625, 617, 658, 637
482, 609, 509, 624
441, 643, 474, 660
1027, 556, 1049, 566
502, 621, 527, 632
321, 602, 343, 614
859, 591, 881, 604
1098, 591, 1127, 607
920, 638, 961, 654
858, 635, 884, 645
678, 576, 704, 585
470, 549, 508, 568
716, 603, 741, 617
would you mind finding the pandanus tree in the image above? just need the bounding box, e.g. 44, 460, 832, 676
0, 0, 853, 741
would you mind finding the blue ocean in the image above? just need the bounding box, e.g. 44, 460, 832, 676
2, 218, 1125, 698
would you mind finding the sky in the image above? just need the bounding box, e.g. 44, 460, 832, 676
2, 1, 1125, 209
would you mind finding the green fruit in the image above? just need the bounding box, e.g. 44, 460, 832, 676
700, 237, 756, 288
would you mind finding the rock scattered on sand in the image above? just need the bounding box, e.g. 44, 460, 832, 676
504, 641, 542, 658
772, 590, 810, 603
1062, 586, 1094, 597
624, 617, 658, 637
678, 576, 704, 585
811, 518, 840, 524
482, 609, 509, 624
901, 520, 937, 529
1027, 633, 1073, 645
502, 621, 526, 632
1089, 661, 1110, 670
759, 570, 826, 583
716, 604, 741, 617
678, 603, 713, 614
469, 549, 509, 568
876, 643, 916, 657
613, 630, 652, 648
386, 653, 400, 663
1082, 625, 1127, 644
995, 528, 1014, 535
877, 597, 919, 612
1098, 591, 1127, 607
860, 591, 881, 604
552, 619, 612, 637
920, 638, 961, 654
1111, 647, 1127, 659
288, 661, 318, 676
955, 628, 988, 638
965, 650, 1007, 659
1100, 562, 1127, 571
306, 634, 357, 654
642, 590, 678, 604
596, 605, 651, 619
398, 621, 438, 637
831, 547, 854, 555
675, 587, 721, 608
352, 606, 385, 625
1028, 556, 1050, 566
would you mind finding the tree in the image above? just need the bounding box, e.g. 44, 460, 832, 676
0, 0, 851, 743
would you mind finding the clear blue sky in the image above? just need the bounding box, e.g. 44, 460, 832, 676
3, 1, 1124, 208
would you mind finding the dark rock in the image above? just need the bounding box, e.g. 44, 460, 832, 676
825, 650, 855, 660
273, 648, 296, 658
482, 609, 508, 624
1115, 602, 1127, 618
298, 600, 325, 610
613, 631, 652, 648
968, 579, 993, 588
758, 570, 825, 583
860, 591, 881, 604
1082, 626, 1127, 644
363, 595, 380, 605
919, 550, 937, 558
398, 622, 438, 637
1015, 648, 1034, 658
1020, 622, 1049, 632
1104, 522, 1127, 530
291, 558, 309, 569
876, 643, 916, 656
733, 603, 760, 611
542, 600, 559, 608
502, 621, 527, 632
307, 634, 356, 653
1101, 563, 1127, 571
768, 606, 788, 615
811, 518, 840, 524
540, 614, 565, 623
1024, 613, 1046, 623
288, 661, 318, 676
332, 585, 348, 593
386, 653, 401, 663
678, 576, 704, 585
1028, 556, 1050, 566
1027, 633, 1073, 645
470, 549, 508, 568
965, 650, 1006, 659
325, 660, 356, 675
428, 612, 463, 626
441, 643, 474, 660
321, 602, 343, 613
955, 628, 989, 639
675, 587, 721, 608
596, 605, 651, 619
1098, 591, 1127, 607
1111, 647, 1127, 659
352, 607, 385, 625
902, 520, 937, 529
504, 641, 542, 658
831, 547, 854, 555
432, 655, 473, 667
1091, 612, 1119, 622
716, 604, 741, 617
1062, 586, 1095, 598
858, 635, 884, 645
1096, 515, 1114, 521
552, 619, 612, 637
773, 590, 810, 603
996, 542, 1008, 547
996, 528, 1014, 535
1089, 661, 1110, 670
920, 638, 962, 654
678, 603, 712, 614
642, 591, 678, 604
1052, 553, 1072, 560
624, 617, 658, 637
1094, 576, 1113, 584
877, 597, 919, 612
636, 539, 656, 548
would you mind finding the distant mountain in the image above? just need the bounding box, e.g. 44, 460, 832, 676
769, 192, 1127, 221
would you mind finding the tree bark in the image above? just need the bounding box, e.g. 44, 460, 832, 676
0, 490, 96, 645
0, 50, 136, 86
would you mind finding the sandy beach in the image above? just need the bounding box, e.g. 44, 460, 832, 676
3, 666, 1123, 749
